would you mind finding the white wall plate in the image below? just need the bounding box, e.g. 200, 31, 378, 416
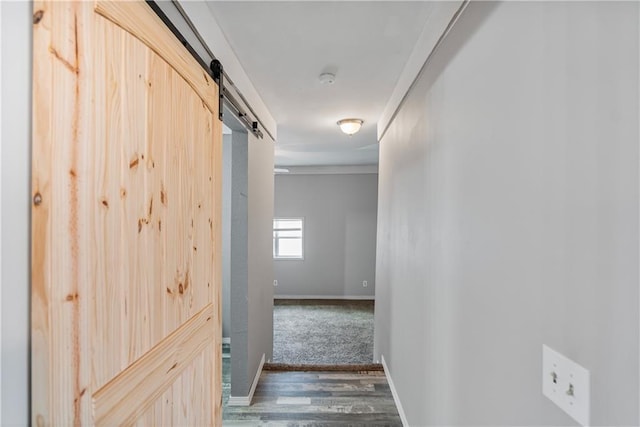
542, 345, 590, 426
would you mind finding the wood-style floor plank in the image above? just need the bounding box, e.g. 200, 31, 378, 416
223, 370, 402, 426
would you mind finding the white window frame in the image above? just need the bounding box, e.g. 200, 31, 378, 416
273, 217, 304, 260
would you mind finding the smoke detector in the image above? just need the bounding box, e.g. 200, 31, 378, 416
319, 73, 336, 85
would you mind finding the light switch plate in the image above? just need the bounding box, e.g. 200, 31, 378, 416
542, 345, 590, 426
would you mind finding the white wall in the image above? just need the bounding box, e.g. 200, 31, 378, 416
229, 131, 249, 395
377, 1, 464, 141
1, 2, 31, 425
274, 172, 378, 299
247, 133, 274, 367
229, 130, 274, 396
375, 2, 639, 425
1, 3, 3, 421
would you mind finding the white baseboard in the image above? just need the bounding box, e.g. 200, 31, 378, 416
274, 295, 374, 300
226, 353, 265, 407
381, 355, 408, 427
226, 395, 250, 406
222, 337, 230, 344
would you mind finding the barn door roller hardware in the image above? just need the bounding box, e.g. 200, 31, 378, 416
210, 60, 224, 121
146, 0, 271, 140
221, 84, 264, 139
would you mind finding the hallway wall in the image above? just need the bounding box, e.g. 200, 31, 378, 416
1, 2, 31, 424
229, 131, 275, 396
374, 2, 639, 425
247, 132, 274, 369
274, 172, 378, 299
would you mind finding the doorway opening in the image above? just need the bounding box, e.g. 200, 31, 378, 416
271, 168, 378, 367
221, 121, 250, 411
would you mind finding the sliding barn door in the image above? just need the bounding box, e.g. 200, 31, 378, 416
31, 1, 222, 425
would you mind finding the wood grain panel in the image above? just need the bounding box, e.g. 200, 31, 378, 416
32, 1, 222, 425
92, 8, 216, 386
168, 343, 214, 426
93, 11, 124, 391
94, 0, 217, 113
31, 1, 54, 424
210, 75, 224, 426
121, 23, 154, 370
92, 14, 167, 390
147, 48, 170, 366
134, 395, 163, 427
32, 1, 95, 424
93, 304, 214, 425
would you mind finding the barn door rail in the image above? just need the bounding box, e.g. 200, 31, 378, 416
145, 0, 268, 140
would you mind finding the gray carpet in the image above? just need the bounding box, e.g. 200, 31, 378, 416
272, 299, 374, 365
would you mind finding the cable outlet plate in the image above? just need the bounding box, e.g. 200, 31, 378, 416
542, 345, 590, 426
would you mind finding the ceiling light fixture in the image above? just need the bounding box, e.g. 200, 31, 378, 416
337, 118, 364, 136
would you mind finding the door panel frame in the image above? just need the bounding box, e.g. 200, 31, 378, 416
95, 1, 217, 113
31, 1, 222, 425
93, 304, 215, 425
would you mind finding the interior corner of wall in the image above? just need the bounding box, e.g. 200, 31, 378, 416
377, 0, 467, 141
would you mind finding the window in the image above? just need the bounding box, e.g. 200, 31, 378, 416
273, 218, 304, 259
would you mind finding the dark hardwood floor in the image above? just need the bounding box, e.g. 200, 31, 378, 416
223, 370, 402, 426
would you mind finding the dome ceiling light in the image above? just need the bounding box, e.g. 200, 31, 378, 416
337, 118, 364, 136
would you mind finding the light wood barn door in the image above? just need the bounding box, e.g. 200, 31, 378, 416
31, 1, 222, 425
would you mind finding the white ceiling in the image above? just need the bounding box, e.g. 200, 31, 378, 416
206, 1, 434, 166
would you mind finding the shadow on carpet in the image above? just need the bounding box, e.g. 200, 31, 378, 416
272, 299, 374, 365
